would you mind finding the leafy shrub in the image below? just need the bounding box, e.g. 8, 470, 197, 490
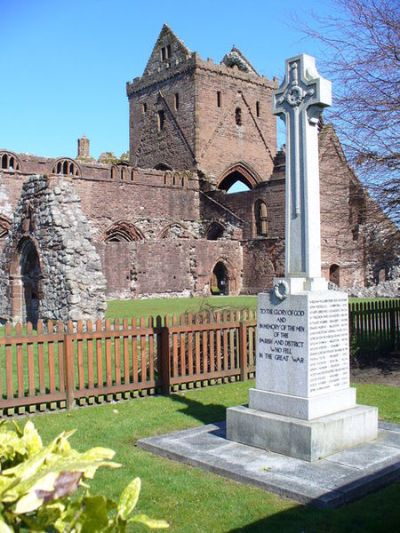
0, 420, 168, 532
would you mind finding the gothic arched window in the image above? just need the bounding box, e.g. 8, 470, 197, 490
255, 200, 268, 236
0, 151, 20, 171
52, 158, 80, 177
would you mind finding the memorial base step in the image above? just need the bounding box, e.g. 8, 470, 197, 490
226, 404, 378, 462
249, 387, 356, 420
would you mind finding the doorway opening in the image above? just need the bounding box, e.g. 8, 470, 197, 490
11, 238, 42, 325
211, 262, 229, 295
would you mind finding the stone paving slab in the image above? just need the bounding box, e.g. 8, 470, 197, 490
138, 421, 400, 508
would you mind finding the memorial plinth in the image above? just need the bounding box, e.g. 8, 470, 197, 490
227, 288, 378, 461
226, 54, 378, 462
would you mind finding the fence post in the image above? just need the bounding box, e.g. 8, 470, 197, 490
63, 321, 75, 410
239, 321, 248, 381
390, 307, 397, 352
159, 319, 171, 394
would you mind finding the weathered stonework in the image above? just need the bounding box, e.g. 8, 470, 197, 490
0, 175, 106, 322
0, 25, 397, 323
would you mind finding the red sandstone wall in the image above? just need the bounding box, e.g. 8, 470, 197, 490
319, 127, 366, 287
128, 67, 196, 170
209, 181, 285, 240
74, 175, 201, 240
242, 239, 285, 294
195, 61, 277, 182
97, 239, 243, 298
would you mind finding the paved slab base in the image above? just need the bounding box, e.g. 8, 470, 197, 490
138, 421, 400, 508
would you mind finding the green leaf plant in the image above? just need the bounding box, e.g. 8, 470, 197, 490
0, 420, 168, 532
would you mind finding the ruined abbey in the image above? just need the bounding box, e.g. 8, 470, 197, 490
0, 25, 378, 323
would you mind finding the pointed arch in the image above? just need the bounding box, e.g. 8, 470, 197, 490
10, 237, 43, 324
211, 261, 229, 295
217, 162, 261, 191
206, 221, 225, 240
104, 221, 144, 242
159, 222, 194, 239
0, 214, 12, 238
154, 163, 173, 171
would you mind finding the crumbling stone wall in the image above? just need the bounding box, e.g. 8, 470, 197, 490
0, 175, 106, 323
319, 126, 367, 287
96, 239, 243, 299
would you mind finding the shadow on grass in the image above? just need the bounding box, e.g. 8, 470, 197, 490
227, 481, 400, 532
169, 392, 228, 425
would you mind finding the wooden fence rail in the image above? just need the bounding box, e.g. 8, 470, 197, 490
1, 300, 399, 414
349, 299, 400, 358
0, 310, 256, 414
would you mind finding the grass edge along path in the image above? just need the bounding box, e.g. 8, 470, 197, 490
27, 379, 400, 533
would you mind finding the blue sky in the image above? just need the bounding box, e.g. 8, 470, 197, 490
0, 0, 337, 159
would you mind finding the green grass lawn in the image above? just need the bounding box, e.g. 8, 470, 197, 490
24, 379, 400, 533
106, 296, 257, 320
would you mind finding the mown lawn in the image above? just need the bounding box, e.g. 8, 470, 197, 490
105, 295, 397, 321
106, 295, 257, 320
25, 379, 400, 533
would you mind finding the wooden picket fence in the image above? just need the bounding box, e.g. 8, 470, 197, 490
349, 299, 400, 359
1, 299, 399, 415
0, 310, 257, 415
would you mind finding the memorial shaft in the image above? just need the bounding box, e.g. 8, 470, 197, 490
273, 55, 331, 280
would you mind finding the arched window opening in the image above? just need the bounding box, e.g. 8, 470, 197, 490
157, 110, 165, 131
154, 163, 172, 171
256, 101, 260, 117
235, 107, 242, 126
105, 222, 143, 243
0, 215, 11, 239
159, 223, 192, 239
0, 152, 20, 171
218, 163, 260, 193
52, 158, 80, 177
211, 262, 229, 295
217, 91, 221, 107
207, 222, 225, 240
120, 166, 127, 180
142, 102, 147, 114
110, 166, 118, 180
174, 93, 179, 111
218, 170, 252, 193
329, 264, 340, 287
255, 200, 268, 236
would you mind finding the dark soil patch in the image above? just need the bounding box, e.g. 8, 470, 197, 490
351, 355, 400, 387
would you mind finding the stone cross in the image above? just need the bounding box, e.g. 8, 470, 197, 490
273, 55, 331, 282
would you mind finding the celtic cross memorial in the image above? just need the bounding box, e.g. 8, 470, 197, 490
227, 55, 378, 461
274, 54, 331, 290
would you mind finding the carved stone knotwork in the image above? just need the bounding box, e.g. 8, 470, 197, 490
273, 54, 331, 280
